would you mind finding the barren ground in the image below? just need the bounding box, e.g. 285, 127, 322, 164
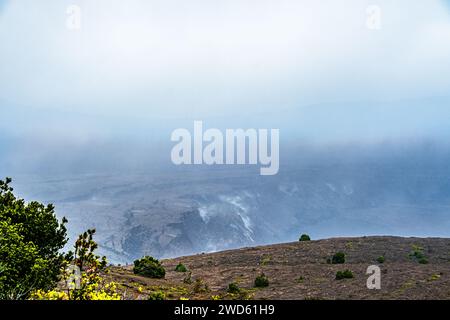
106, 236, 450, 300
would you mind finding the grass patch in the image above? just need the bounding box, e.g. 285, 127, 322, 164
260, 254, 272, 266
428, 274, 441, 281
335, 270, 354, 280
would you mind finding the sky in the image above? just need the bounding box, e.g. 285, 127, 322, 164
1, 0, 450, 173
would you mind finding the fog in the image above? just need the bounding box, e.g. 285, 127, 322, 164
1, 1, 450, 156
1, 1, 450, 258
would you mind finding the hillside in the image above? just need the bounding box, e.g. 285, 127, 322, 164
106, 236, 450, 300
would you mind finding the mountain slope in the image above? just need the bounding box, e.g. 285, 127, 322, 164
107, 236, 450, 300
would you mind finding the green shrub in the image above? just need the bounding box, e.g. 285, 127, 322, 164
377, 256, 385, 264
332, 252, 346, 264
335, 270, 354, 280
175, 263, 187, 272
409, 245, 428, 264
133, 256, 165, 279
148, 291, 165, 300
227, 282, 240, 294
254, 273, 269, 288
299, 234, 311, 242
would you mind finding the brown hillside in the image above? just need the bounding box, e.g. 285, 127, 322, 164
106, 236, 450, 300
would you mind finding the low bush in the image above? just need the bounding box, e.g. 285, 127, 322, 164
335, 270, 354, 280
254, 273, 269, 288
148, 291, 165, 300
418, 257, 429, 264
332, 252, 346, 264
175, 263, 187, 272
409, 245, 429, 264
299, 234, 311, 242
133, 256, 165, 279
227, 282, 240, 294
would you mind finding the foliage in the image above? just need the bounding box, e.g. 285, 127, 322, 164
193, 278, 209, 293
409, 245, 428, 264
376, 256, 385, 264
0, 178, 68, 299
175, 263, 188, 273
31, 282, 120, 300
331, 252, 346, 264
183, 271, 193, 284
31, 289, 69, 300
227, 282, 240, 294
428, 274, 441, 281
260, 254, 272, 266
228, 288, 256, 300
335, 270, 354, 280
31, 229, 120, 300
148, 291, 166, 300
67, 229, 118, 300
133, 256, 166, 279
254, 273, 269, 288
299, 234, 311, 242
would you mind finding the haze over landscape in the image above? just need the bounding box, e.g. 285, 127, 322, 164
1, 0, 450, 264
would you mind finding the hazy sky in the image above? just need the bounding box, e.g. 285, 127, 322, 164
1, 0, 450, 172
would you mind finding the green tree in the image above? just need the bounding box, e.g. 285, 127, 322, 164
299, 234, 311, 242
133, 256, 166, 279
0, 178, 68, 299
69, 229, 109, 300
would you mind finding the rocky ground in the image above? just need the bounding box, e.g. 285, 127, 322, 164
105, 236, 450, 300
